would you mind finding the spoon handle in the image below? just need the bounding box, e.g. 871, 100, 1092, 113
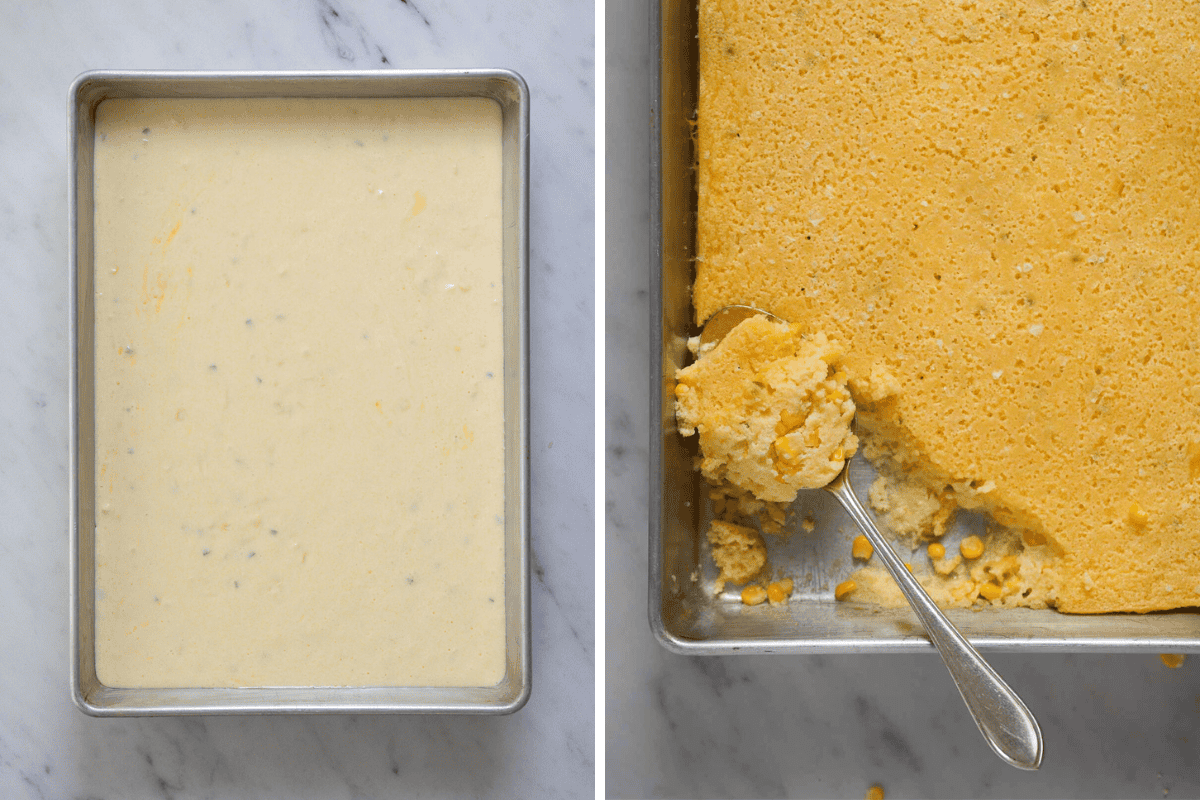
825, 472, 1044, 771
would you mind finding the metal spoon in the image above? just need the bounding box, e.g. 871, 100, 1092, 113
702, 305, 1044, 771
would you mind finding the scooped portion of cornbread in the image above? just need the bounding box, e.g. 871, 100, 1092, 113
675, 316, 858, 503
696, 0, 1200, 612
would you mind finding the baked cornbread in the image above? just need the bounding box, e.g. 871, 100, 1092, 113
707, 520, 767, 592
697, 0, 1200, 612
675, 316, 858, 503
846, 527, 1062, 610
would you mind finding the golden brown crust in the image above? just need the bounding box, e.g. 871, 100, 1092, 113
697, 0, 1200, 613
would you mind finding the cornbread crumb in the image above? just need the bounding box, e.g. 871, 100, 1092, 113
865, 784, 885, 800
711, 483, 791, 535
868, 473, 954, 541
675, 316, 858, 504
931, 552, 963, 577
848, 364, 901, 407
707, 520, 766, 593
1160, 654, 1186, 669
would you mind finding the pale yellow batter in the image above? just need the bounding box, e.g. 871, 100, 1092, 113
92, 97, 507, 688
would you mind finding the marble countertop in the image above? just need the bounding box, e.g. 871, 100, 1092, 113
1, 1, 593, 798
604, 1, 1200, 797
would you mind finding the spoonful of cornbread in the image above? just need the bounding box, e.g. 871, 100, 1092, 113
674, 305, 1044, 771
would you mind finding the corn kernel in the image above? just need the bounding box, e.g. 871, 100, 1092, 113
851, 534, 874, 560
1160, 653, 1186, 669
1128, 501, 1149, 527
865, 785, 885, 800
960, 535, 984, 559
779, 409, 803, 430
805, 429, 822, 447
833, 370, 848, 383
832, 446, 845, 461
741, 585, 768, 606
767, 578, 794, 605
834, 580, 857, 601
1021, 529, 1046, 547
928, 542, 946, 560
904, 563, 913, 572
1188, 440, 1200, 481
774, 435, 799, 461
979, 582, 1002, 601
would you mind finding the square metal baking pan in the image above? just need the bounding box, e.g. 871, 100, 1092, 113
69, 70, 530, 714
648, 1, 1200, 654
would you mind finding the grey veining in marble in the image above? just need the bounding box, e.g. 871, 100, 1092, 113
605, 1, 1199, 797
1, 1, 593, 798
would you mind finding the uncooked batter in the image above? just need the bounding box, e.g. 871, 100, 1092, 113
92, 97, 506, 688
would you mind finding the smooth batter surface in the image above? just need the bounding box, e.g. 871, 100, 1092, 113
93, 97, 506, 688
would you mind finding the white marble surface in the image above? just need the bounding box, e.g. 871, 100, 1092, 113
0, 1, 593, 798
604, 1, 1200, 797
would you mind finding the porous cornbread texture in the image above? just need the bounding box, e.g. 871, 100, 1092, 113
707, 520, 768, 592
697, 0, 1200, 612
675, 317, 858, 503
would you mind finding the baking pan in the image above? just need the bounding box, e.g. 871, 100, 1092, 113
69, 70, 530, 714
648, 1, 1200, 654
